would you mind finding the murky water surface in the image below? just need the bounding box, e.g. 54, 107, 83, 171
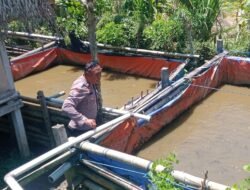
15, 65, 157, 107
137, 85, 250, 185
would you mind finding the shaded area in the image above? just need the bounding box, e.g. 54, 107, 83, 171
0, 132, 48, 188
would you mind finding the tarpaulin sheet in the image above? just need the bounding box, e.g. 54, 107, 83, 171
222, 56, 250, 85
100, 56, 250, 154
11, 47, 183, 81
57, 48, 182, 79
81, 152, 149, 188
11, 48, 58, 81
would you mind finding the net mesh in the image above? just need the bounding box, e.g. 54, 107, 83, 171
0, 0, 56, 39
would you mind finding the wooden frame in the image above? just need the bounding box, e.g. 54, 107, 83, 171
0, 40, 30, 157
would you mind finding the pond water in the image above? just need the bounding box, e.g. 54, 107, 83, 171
136, 85, 250, 185
15, 65, 157, 107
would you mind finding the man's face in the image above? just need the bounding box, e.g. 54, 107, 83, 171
85, 65, 102, 84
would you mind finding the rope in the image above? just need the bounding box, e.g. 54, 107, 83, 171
81, 159, 147, 176
187, 83, 250, 97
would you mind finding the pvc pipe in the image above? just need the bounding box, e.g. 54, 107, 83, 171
172, 170, 228, 190
17, 150, 76, 187
48, 162, 72, 183
79, 142, 152, 171
4, 113, 131, 190
102, 107, 151, 121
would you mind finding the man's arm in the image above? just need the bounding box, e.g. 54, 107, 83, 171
62, 86, 89, 127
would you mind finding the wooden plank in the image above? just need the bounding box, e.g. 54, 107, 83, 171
52, 124, 68, 146
0, 99, 23, 117
0, 90, 17, 104
37, 90, 55, 147
0, 41, 15, 89
11, 109, 30, 158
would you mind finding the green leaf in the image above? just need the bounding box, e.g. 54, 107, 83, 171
243, 164, 250, 172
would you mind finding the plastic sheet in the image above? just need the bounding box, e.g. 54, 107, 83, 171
11, 47, 183, 80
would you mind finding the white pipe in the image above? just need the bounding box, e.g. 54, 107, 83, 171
102, 107, 151, 121
171, 170, 229, 190
48, 162, 72, 183
79, 142, 152, 171
4, 113, 131, 190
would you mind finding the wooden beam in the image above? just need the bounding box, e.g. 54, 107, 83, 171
0, 99, 23, 117
0, 41, 30, 158
11, 109, 30, 158
37, 90, 55, 147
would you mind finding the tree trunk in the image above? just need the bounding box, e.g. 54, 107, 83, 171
85, 0, 103, 123
86, 0, 98, 62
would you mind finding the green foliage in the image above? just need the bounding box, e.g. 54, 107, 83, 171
56, 0, 87, 39
229, 164, 250, 190
97, 22, 130, 46
193, 41, 216, 64
122, 0, 156, 47
243, 164, 250, 172
225, 29, 250, 56
177, 0, 221, 41
148, 153, 182, 190
143, 17, 185, 51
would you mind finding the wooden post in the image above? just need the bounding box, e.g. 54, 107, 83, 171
37, 90, 55, 147
52, 124, 68, 146
11, 110, 30, 158
216, 39, 223, 54
161, 67, 170, 89
0, 41, 30, 158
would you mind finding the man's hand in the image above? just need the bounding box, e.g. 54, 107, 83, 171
85, 119, 96, 128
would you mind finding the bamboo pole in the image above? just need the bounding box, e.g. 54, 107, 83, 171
6, 31, 199, 59
6, 31, 62, 41
10, 41, 56, 62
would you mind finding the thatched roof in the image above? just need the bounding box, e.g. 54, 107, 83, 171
0, 0, 55, 38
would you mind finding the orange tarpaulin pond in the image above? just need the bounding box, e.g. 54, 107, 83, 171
11, 47, 183, 81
